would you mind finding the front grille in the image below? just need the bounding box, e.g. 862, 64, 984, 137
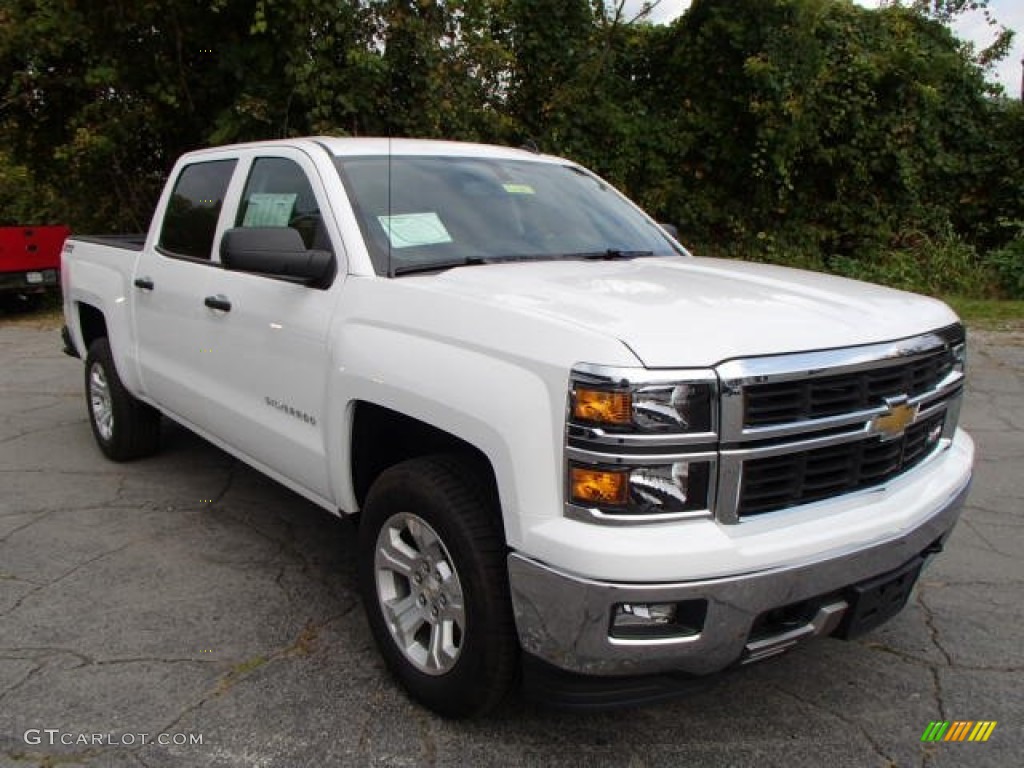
744, 351, 954, 427
738, 412, 945, 516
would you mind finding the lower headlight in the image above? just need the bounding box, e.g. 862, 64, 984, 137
569, 460, 711, 516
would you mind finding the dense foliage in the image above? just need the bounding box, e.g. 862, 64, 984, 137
1, 0, 1020, 296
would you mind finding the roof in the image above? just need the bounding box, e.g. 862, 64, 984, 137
175, 136, 570, 168
312, 136, 565, 163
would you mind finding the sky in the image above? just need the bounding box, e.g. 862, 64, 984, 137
621, 0, 1023, 98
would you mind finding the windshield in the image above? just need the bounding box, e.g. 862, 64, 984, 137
334, 155, 682, 276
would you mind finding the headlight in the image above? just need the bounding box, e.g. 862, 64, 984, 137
566, 365, 718, 524
571, 380, 713, 433
569, 460, 711, 517
571, 388, 632, 426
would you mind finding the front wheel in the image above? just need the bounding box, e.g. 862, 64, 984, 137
358, 455, 518, 718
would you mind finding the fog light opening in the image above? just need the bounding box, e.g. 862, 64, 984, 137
610, 599, 707, 640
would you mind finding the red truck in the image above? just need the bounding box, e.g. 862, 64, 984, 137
0, 225, 70, 305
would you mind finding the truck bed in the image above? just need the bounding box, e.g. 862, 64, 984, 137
73, 234, 147, 252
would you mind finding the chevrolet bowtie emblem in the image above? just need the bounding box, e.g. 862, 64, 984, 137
872, 396, 918, 440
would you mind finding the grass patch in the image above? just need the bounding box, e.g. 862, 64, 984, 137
215, 654, 268, 695
942, 297, 1024, 330
283, 622, 320, 657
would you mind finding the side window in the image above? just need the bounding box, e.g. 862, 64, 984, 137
236, 157, 330, 251
158, 160, 236, 260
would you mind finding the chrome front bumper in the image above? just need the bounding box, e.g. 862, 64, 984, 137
508, 479, 970, 677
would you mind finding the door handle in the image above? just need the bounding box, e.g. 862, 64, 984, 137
204, 294, 232, 312
134, 277, 154, 291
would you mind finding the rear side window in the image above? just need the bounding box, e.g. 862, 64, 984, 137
236, 157, 330, 251
159, 160, 237, 260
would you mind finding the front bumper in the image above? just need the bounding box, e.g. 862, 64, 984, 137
508, 475, 970, 677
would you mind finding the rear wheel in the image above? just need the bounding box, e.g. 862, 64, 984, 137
85, 338, 161, 460
358, 455, 518, 718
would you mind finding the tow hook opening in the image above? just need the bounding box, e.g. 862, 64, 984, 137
743, 599, 848, 665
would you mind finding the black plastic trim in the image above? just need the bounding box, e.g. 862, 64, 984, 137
60, 325, 80, 359
520, 654, 723, 711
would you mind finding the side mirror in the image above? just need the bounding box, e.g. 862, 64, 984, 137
220, 227, 333, 285
659, 222, 680, 240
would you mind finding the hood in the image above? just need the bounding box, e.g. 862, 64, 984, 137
412, 256, 959, 368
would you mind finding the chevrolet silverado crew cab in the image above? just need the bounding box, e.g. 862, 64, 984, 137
61, 138, 973, 717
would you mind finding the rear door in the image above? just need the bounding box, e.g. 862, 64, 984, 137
133, 156, 237, 427
196, 147, 342, 500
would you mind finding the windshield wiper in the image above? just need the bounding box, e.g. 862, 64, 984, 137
391, 249, 656, 277
478, 250, 656, 263
565, 249, 654, 260
391, 258, 488, 277
392, 254, 562, 276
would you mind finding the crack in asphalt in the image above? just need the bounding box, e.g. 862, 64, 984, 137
769, 684, 897, 767
2, 616, 353, 764
146, 612, 352, 758
859, 640, 1021, 673
960, 517, 1016, 558
206, 460, 239, 507
0, 661, 45, 703
0, 418, 94, 447
0, 540, 136, 621
0, 430, 30, 446
0, 510, 53, 544
0, 647, 94, 666
914, 587, 950, 728
963, 503, 1024, 523
924, 578, 1024, 587
215, 499, 356, 607
915, 587, 953, 668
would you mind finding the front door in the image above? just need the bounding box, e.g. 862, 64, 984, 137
197, 149, 342, 500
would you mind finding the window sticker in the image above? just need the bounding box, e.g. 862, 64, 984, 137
377, 212, 453, 249
502, 183, 535, 195
243, 193, 297, 227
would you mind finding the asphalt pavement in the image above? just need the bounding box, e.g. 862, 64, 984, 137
1, 317, 1021, 768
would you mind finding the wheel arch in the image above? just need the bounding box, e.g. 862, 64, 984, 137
77, 302, 108, 351
350, 401, 499, 519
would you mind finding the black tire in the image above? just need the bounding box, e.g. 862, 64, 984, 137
84, 337, 161, 461
358, 454, 518, 718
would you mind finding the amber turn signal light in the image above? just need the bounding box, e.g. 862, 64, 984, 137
572, 387, 632, 426
570, 466, 629, 506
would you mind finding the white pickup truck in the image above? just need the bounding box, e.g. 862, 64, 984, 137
61, 138, 973, 717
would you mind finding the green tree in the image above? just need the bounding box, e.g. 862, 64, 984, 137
640, 0, 1001, 268
0, 0, 1018, 302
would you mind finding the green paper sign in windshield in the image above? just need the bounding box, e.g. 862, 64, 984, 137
378, 212, 453, 249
